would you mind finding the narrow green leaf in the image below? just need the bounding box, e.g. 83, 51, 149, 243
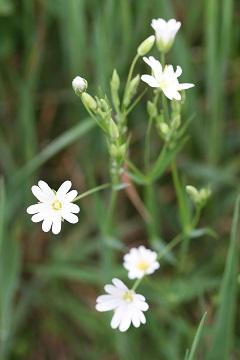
186, 312, 207, 360
9, 118, 94, 188
208, 195, 240, 359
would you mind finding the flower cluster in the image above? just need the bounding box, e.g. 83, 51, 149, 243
96, 246, 160, 332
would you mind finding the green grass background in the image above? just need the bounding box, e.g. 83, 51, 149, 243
0, 0, 239, 359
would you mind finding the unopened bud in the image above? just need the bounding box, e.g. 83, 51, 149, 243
110, 69, 120, 111
137, 35, 155, 56
109, 119, 119, 139
123, 74, 140, 108
171, 114, 181, 129
147, 101, 157, 118
159, 122, 169, 135
81, 92, 97, 112
72, 76, 88, 96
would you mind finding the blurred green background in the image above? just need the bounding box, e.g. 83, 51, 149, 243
0, 0, 239, 359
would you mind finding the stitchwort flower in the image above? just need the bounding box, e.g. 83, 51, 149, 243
96, 278, 149, 332
151, 18, 181, 53
123, 246, 160, 279
141, 56, 194, 101
27, 180, 80, 235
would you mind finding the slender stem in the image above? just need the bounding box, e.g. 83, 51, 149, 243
158, 233, 185, 261
104, 188, 118, 235
144, 116, 153, 170
74, 183, 110, 202
122, 54, 140, 113
131, 277, 143, 291
179, 206, 202, 272
125, 88, 147, 116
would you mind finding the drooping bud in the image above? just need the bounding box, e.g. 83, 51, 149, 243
72, 76, 88, 96
81, 92, 97, 112
137, 35, 155, 56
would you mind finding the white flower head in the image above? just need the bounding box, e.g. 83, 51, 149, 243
27, 180, 80, 235
72, 76, 88, 95
141, 56, 194, 101
96, 278, 149, 332
151, 18, 181, 53
123, 245, 160, 279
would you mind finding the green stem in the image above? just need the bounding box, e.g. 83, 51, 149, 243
121, 54, 139, 113
104, 188, 118, 235
131, 277, 143, 292
158, 233, 185, 261
74, 183, 110, 202
125, 88, 147, 116
179, 206, 202, 272
144, 116, 153, 170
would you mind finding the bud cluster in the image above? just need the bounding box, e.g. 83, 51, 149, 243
186, 185, 211, 208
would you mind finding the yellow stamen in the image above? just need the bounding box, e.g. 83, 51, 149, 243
122, 290, 134, 302
137, 261, 149, 271
52, 199, 62, 211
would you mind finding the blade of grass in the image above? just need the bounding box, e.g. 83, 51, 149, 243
185, 312, 207, 360
207, 195, 240, 359
9, 118, 94, 188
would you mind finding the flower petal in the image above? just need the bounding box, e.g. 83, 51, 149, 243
31, 185, 51, 202
64, 190, 78, 202
27, 203, 46, 214
141, 75, 159, 88
64, 203, 80, 214
52, 216, 62, 235
177, 82, 194, 90
61, 211, 79, 224
38, 181, 55, 198
57, 181, 72, 197
31, 213, 45, 223
112, 278, 128, 291
42, 217, 53, 232
119, 312, 131, 332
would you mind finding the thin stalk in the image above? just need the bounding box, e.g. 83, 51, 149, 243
122, 53, 140, 109
144, 116, 153, 170
74, 183, 110, 202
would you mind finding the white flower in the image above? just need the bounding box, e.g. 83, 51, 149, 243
26, 180, 80, 235
141, 56, 194, 101
123, 246, 160, 279
151, 18, 181, 53
72, 76, 88, 95
96, 278, 149, 332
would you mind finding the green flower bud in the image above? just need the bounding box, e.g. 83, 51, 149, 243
171, 114, 181, 130
81, 92, 97, 112
123, 74, 140, 108
186, 185, 198, 200
110, 69, 120, 111
186, 185, 211, 207
109, 118, 119, 139
137, 35, 155, 56
147, 101, 157, 118
159, 122, 169, 135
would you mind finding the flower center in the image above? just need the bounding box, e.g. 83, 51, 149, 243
137, 260, 150, 272
52, 199, 62, 211
122, 290, 134, 302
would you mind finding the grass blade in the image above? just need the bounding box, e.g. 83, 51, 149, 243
185, 312, 207, 360
208, 195, 240, 359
